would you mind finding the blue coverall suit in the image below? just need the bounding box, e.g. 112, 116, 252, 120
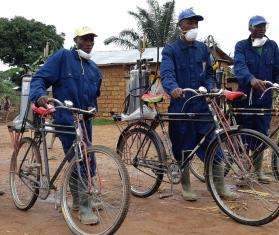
30, 48, 102, 159
160, 38, 214, 163
234, 37, 279, 136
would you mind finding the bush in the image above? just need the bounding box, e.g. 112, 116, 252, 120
0, 76, 20, 106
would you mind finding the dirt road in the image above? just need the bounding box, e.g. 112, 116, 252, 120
0, 124, 278, 235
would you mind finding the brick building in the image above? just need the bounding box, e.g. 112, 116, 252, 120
93, 44, 234, 118
92, 48, 164, 117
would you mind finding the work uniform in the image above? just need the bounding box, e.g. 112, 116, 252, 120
160, 38, 214, 162
30, 48, 102, 153
234, 37, 279, 135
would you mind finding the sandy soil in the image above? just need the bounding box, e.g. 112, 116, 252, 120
0, 124, 278, 235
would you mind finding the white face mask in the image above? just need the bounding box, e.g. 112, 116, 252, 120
184, 28, 198, 41
252, 37, 268, 47
76, 49, 93, 60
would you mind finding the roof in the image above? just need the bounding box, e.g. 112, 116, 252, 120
91, 47, 163, 66
210, 45, 234, 65
91, 44, 233, 67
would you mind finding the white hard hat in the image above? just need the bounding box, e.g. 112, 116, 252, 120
74, 26, 97, 38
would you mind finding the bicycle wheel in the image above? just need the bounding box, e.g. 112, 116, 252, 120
61, 145, 130, 235
190, 155, 205, 183
10, 137, 41, 210
117, 127, 166, 197
206, 128, 279, 226
272, 141, 279, 180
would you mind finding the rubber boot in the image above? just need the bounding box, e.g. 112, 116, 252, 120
78, 180, 99, 225
213, 164, 237, 200
91, 176, 103, 211
70, 175, 102, 212
181, 166, 198, 201
253, 153, 271, 184
69, 172, 79, 211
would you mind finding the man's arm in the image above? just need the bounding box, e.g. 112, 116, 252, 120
160, 45, 180, 97
204, 47, 214, 91
272, 41, 279, 83
29, 49, 64, 103
95, 67, 103, 98
233, 41, 254, 87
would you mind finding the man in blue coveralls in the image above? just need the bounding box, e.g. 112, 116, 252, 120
160, 8, 236, 201
29, 26, 102, 224
234, 16, 279, 183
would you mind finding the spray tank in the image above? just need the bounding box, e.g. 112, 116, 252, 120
120, 56, 157, 121
11, 71, 33, 130
128, 59, 151, 114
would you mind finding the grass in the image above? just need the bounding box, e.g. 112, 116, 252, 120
93, 118, 114, 126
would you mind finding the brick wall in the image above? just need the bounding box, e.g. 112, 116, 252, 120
97, 64, 169, 118
98, 65, 127, 117
97, 64, 237, 118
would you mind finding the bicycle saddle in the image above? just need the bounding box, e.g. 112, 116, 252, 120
223, 90, 246, 101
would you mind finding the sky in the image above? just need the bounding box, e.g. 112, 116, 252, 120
0, 0, 278, 70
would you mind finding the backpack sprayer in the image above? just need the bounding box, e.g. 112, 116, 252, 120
121, 35, 157, 121
8, 43, 50, 148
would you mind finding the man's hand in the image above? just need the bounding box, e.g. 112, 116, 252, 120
36, 96, 49, 108
171, 88, 183, 99
83, 106, 96, 121
250, 77, 266, 92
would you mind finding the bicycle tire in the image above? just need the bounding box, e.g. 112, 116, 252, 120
190, 155, 205, 183
61, 145, 130, 235
117, 127, 166, 197
206, 128, 279, 226
272, 141, 279, 180
9, 137, 41, 210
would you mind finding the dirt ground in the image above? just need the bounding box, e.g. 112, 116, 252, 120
0, 124, 278, 235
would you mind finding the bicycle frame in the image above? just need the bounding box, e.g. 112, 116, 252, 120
230, 106, 279, 140
129, 95, 234, 176
29, 113, 91, 192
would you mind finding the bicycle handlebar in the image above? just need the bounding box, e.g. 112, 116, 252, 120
182, 87, 223, 98
48, 98, 97, 116
260, 81, 279, 99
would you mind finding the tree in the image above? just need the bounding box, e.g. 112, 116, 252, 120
104, 0, 178, 49
0, 16, 64, 67
0, 71, 18, 104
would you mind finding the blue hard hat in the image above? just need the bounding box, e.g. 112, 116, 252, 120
249, 15, 267, 27
178, 8, 204, 23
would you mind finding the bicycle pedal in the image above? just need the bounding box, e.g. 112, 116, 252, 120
54, 203, 62, 213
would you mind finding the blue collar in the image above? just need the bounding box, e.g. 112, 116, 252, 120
246, 35, 270, 56
71, 49, 80, 61
247, 35, 270, 48
177, 38, 198, 50
71, 49, 90, 63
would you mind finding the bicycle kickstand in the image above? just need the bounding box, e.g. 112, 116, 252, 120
159, 181, 174, 199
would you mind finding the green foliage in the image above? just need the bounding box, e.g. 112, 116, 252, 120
104, 0, 178, 49
0, 16, 64, 67
0, 77, 19, 105
0, 67, 24, 86
93, 119, 114, 126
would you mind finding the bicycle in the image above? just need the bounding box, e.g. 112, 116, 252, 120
191, 81, 279, 183
9, 98, 130, 235
113, 87, 279, 226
